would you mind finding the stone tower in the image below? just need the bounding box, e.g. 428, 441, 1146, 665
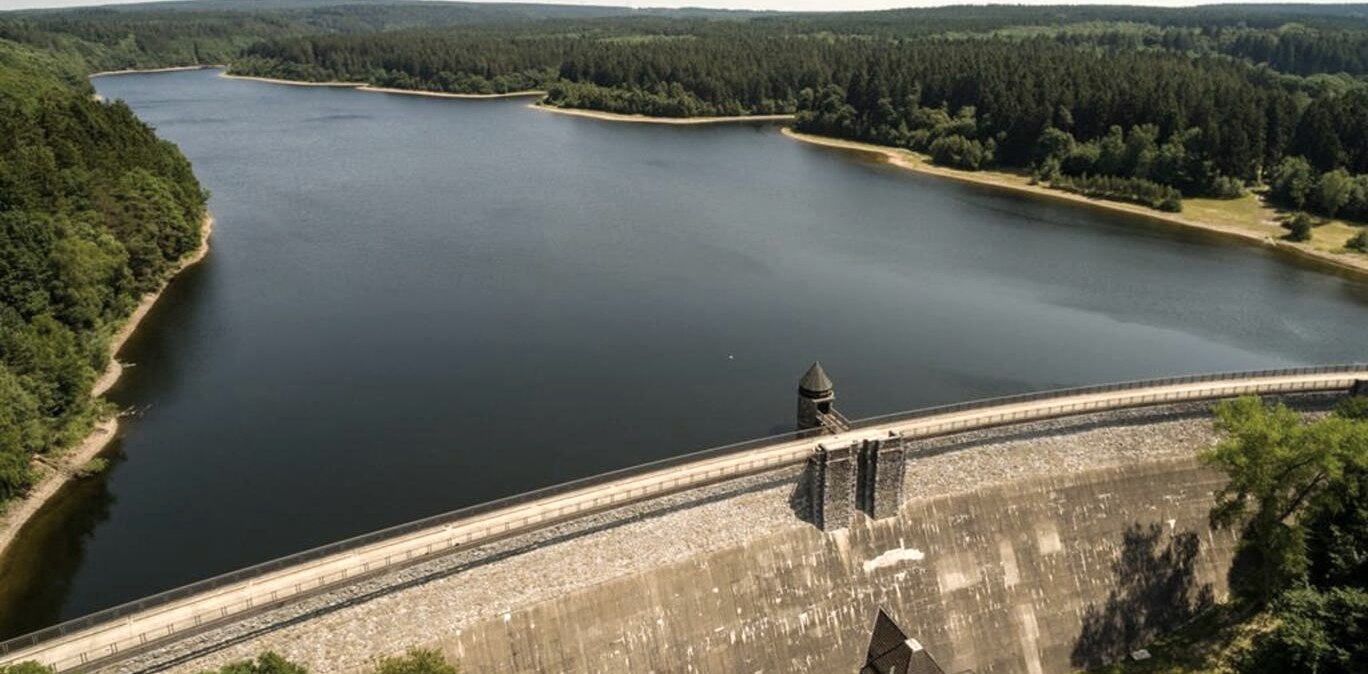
797, 362, 836, 431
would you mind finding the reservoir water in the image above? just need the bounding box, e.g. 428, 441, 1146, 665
3, 68, 1367, 635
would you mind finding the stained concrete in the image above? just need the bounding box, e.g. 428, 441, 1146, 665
426, 457, 1232, 674
810, 443, 857, 531
859, 434, 906, 521
94, 401, 1273, 674
22, 380, 1359, 672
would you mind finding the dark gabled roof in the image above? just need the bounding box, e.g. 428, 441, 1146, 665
799, 361, 834, 394
865, 609, 907, 664
862, 609, 949, 674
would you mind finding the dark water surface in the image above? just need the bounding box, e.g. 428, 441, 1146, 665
3, 69, 1366, 634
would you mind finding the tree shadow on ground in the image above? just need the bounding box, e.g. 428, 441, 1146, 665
1071, 522, 1215, 669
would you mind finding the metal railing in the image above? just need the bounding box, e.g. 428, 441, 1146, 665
852, 363, 1367, 432
0, 428, 827, 661
875, 370, 1362, 440
817, 408, 852, 433
2, 364, 1364, 670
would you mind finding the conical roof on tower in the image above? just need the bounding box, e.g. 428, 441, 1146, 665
799, 361, 834, 394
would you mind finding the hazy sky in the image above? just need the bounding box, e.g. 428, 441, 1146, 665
2, 0, 1349, 11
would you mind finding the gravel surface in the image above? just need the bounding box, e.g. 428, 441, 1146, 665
99, 395, 1339, 674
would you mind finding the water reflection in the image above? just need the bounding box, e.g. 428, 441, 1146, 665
0, 443, 120, 636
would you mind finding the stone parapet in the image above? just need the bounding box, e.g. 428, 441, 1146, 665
810, 443, 857, 530
858, 434, 907, 521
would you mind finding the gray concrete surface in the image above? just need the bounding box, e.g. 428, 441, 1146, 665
7, 371, 1355, 672
107, 397, 1310, 674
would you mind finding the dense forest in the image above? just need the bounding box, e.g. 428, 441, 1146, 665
0, 2, 755, 73
0, 39, 207, 504
227, 11, 1368, 220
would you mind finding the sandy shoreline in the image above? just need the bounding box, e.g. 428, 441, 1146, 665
0, 213, 214, 560
89, 64, 224, 78
357, 86, 546, 99
220, 74, 545, 98
782, 129, 1368, 279
74, 66, 1368, 278
221, 72, 790, 123
533, 104, 796, 125
217, 72, 367, 87
217, 69, 794, 123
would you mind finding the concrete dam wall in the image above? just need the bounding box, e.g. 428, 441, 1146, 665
115, 402, 1264, 674
434, 457, 1231, 674
12, 368, 1363, 673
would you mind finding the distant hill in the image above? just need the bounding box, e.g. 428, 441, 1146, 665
7, 0, 773, 20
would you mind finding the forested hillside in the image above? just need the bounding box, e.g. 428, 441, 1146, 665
0, 2, 751, 73
0, 39, 207, 504
229, 10, 1368, 220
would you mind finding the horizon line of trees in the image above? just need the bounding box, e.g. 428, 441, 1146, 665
232, 29, 1368, 224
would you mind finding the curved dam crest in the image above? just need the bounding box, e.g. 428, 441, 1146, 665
415, 456, 1230, 674
4, 368, 1364, 673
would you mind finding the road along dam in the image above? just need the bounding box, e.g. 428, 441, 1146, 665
3, 365, 1366, 674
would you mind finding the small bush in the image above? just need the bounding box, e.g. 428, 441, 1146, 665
372, 649, 458, 674
1284, 213, 1314, 242
1208, 175, 1246, 199
202, 652, 308, 674
1347, 230, 1367, 253
0, 663, 56, 674
1337, 396, 1368, 420
77, 457, 108, 478
1032, 156, 1061, 183
927, 134, 987, 170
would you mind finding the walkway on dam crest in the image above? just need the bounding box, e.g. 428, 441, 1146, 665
3, 365, 1366, 672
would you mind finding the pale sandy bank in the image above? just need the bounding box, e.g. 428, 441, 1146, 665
357, 86, 547, 99
0, 214, 215, 559
783, 129, 1368, 279
78, 68, 1368, 279
221, 74, 790, 123
90, 65, 224, 78
534, 103, 796, 125
218, 72, 367, 87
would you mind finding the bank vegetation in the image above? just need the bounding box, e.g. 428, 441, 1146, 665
218, 9, 1368, 254
0, 40, 207, 512
1081, 394, 1368, 673
4, 3, 1367, 250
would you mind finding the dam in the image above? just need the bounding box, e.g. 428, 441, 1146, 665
3, 364, 1365, 674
